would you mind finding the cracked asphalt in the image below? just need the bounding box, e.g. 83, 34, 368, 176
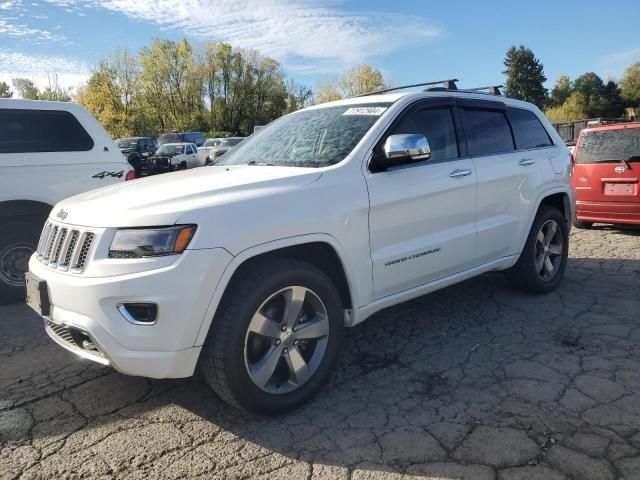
2, 226, 640, 480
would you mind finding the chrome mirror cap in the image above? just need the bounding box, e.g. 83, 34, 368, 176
384, 134, 431, 161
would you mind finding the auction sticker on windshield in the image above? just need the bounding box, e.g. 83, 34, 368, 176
343, 107, 388, 116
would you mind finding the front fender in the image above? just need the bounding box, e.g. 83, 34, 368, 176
192, 232, 357, 346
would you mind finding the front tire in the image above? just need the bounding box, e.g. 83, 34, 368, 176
0, 218, 45, 305
508, 206, 568, 294
200, 257, 344, 415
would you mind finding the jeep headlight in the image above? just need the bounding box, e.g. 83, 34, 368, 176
109, 225, 196, 258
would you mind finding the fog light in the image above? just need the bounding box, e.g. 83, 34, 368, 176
117, 303, 158, 325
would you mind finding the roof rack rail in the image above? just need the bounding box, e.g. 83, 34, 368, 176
353, 79, 459, 97
466, 85, 504, 96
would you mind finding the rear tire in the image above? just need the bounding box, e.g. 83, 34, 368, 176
0, 217, 45, 305
508, 206, 568, 294
573, 217, 593, 229
199, 257, 344, 415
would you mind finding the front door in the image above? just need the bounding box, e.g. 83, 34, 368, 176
365, 101, 478, 299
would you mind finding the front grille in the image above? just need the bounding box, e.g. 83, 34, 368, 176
36, 221, 96, 273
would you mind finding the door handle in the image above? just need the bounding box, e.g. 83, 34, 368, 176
519, 158, 536, 166
449, 168, 472, 178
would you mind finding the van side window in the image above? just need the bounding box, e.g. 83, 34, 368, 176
461, 108, 514, 156
0, 109, 94, 153
390, 107, 459, 162
507, 108, 553, 149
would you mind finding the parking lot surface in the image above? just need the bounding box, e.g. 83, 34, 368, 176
1, 227, 640, 480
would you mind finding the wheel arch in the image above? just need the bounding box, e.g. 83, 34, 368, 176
518, 189, 572, 254
194, 234, 356, 346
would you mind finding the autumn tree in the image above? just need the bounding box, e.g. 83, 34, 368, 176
621, 62, 640, 105
314, 64, 387, 104
503, 45, 548, 109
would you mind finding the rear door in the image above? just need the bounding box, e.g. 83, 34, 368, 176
573, 126, 640, 204
459, 100, 546, 262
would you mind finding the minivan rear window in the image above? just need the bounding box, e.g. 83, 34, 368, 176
576, 128, 640, 164
0, 109, 94, 153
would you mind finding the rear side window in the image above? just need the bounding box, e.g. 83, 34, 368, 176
461, 109, 514, 156
507, 108, 553, 149
390, 107, 459, 162
0, 109, 94, 153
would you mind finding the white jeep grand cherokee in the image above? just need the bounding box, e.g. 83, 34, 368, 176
27, 85, 574, 414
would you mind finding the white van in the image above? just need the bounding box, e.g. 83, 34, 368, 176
0, 99, 133, 303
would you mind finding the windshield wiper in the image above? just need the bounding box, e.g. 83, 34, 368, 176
245, 161, 275, 166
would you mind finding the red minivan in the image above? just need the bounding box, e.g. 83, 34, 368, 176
572, 123, 640, 228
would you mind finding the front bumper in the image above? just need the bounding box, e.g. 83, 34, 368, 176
29, 248, 233, 378
576, 200, 640, 225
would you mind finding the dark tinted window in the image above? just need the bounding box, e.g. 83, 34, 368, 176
507, 108, 553, 149
462, 109, 514, 156
390, 107, 459, 161
0, 109, 93, 153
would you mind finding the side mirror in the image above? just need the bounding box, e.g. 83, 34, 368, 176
371, 134, 431, 172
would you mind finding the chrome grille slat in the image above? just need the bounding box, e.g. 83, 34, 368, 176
35, 221, 96, 274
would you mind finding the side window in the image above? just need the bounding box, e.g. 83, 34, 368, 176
390, 107, 459, 162
507, 108, 553, 149
137, 140, 145, 150
461, 108, 515, 156
0, 109, 94, 153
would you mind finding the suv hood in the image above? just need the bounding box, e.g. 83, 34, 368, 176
54, 166, 323, 227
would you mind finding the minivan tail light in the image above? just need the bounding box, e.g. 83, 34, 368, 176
125, 170, 136, 181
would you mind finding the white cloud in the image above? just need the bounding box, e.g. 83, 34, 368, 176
0, 49, 89, 92
43, 0, 442, 72
0, 16, 65, 41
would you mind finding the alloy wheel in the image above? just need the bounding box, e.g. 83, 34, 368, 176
534, 219, 564, 281
243, 286, 329, 394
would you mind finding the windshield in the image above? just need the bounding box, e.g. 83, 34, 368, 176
116, 139, 138, 149
203, 139, 221, 147
158, 133, 182, 145
576, 128, 640, 164
218, 104, 391, 168
157, 144, 183, 155
220, 138, 243, 147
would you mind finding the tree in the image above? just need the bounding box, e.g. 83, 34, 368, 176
621, 62, 640, 105
39, 73, 72, 102
548, 75, 572, 108
314, 81, 342, 104
573, 72, 623, 117
314, 64, 387, 104
545, 92, 587, 123
284, 79, 313, 113
503, 45, 548, 109
0, 81, 12, 98
339, 64, 386, 97
12, 78, 40, 99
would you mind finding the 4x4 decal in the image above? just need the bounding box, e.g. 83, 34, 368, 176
92, 170, 124, 179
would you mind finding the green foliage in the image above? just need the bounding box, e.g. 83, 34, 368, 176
0, 81, 12, 98
314, 64, 387, 104
10, 75, 71, 102
548, 74, 572, 108
572, 72, 624, 117
545, 92, 587, 123
621, 62, 640, 105
503, 45, 548, 109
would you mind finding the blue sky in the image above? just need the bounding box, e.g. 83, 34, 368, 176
1, 0, 639, 93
